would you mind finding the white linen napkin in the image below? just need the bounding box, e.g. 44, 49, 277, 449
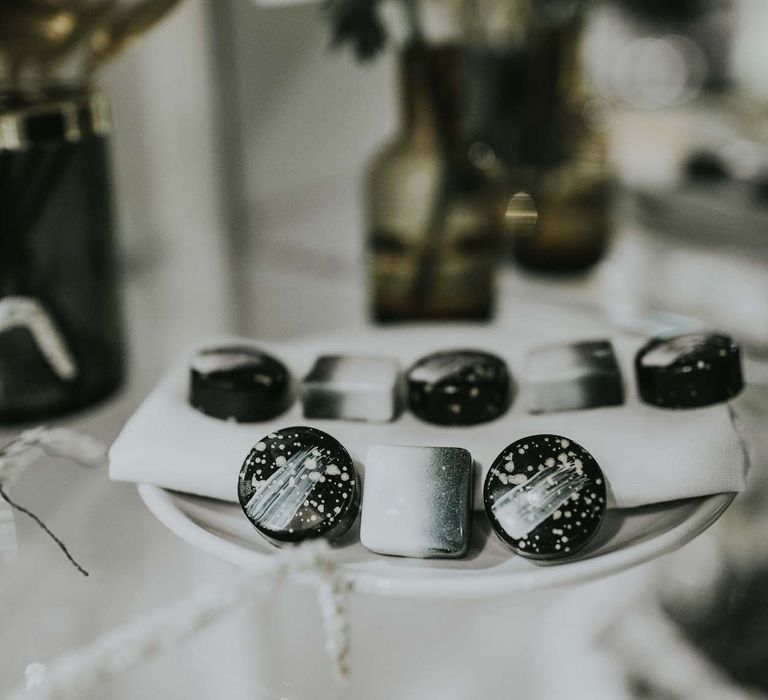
109, 328, 749, 509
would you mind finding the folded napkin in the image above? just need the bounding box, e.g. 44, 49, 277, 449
109, 328, 748, 510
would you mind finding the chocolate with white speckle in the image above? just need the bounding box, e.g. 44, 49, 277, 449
484, 435, 606, 561
237, 427, 360, 545
189, 346, 291, 422
636, 333, 743, 409
407, 350, 511, 426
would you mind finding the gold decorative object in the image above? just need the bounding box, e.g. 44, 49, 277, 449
85, 0, 182, 75
0, 0, 184, 87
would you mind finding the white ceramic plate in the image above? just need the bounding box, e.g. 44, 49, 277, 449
139, 483, 734, 599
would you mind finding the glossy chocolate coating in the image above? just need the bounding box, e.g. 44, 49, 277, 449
484, 435, 606, 561
636, 333, 743, 409
189, 346, 291, 422
407, 349, 511, 426
238, 426, 359, 545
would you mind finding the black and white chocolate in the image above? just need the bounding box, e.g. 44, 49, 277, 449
484, 435, 606, 560
407, 350, 511, 426
237, 427, 360, 544
360, 445, 472, 558
302, 355, 400, 422
636, 333, 743, 409
525, 339, 624, 413
189, 346, 292, 422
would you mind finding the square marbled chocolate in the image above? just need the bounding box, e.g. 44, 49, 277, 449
302, 355, 400, 422
525, 340, 624, 414
360, 445, 472, 558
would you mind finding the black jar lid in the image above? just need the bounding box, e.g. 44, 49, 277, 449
0, 88, 110, 150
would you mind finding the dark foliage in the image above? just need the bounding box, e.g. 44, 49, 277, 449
324, 0, 388, 61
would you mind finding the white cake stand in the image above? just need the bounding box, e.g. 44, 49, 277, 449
138, 483, 734, 599
126, 308, 749, 698
135, 484, 737, 699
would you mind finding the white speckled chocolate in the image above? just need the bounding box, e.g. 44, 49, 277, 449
237, 427, 359, 545
189, 346, 292, 422
484, 435, 606, 560
525, 340, 624, 413
636, 333, 743, 409
360, 445, 473, 559
302, 355, 400, 422
407, 350, 511, 426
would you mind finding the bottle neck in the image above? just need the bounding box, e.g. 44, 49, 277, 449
513, 16, 588, 166
399, 44, 465, 150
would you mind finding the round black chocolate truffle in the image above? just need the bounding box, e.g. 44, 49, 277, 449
238, 426, 360, 545
484, 435, 606, 561
407, 350, 511, 426
189, 346, 292, 422
635, 333, 743, 409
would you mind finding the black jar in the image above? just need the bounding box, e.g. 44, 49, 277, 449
0, 88, 124, 422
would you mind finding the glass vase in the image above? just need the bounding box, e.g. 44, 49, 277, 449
475, 12, 614, 273
366, 45, 507, 323
0, 88, 124, 423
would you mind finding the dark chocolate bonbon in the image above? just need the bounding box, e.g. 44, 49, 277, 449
238, 426, 360, 545
407, 349, 511, 426
636, 333, 743, 409
189, 346, 291, 422
484, 435, 606, 561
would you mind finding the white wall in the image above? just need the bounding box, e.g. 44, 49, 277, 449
213, 0, 396, 337
104, 0, 236, 368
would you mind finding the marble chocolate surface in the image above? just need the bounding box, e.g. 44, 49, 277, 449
484, 435, 606, 561
238, 426, 359, 544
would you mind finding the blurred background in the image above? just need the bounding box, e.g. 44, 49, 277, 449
6, 0, 768, 346
4, 0, 768, 697
91, 0, 768, 347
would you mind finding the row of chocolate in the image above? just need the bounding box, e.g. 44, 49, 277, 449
191, 333, 744, 425
238, 427, 606, 562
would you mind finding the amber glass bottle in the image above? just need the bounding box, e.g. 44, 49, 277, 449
503, 17, 613, 273
367, 45, 506, 323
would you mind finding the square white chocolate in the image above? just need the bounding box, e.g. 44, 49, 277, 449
525, 340, 624, 414
360, 445, 472, 558
302, 355, 400, 422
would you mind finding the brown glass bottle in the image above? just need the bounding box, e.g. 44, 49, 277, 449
367, 45, 506, 323
503, 17, 613, 273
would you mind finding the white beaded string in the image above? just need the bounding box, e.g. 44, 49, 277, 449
0, 428, 105, 575
7, 540, 351, 700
